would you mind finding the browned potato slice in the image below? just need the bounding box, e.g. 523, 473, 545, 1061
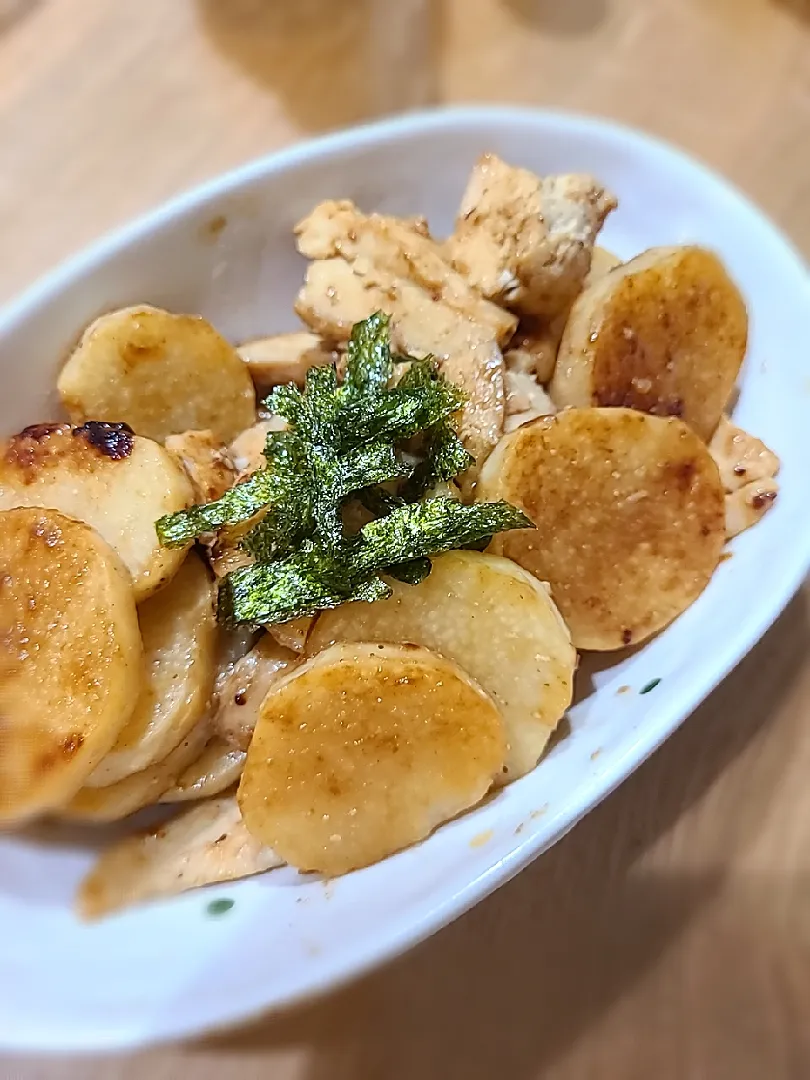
160, 739, 246, 803
0, 508, 142, 824
479, 408, 725, 650
308, 552, 575, 781
57, 305, 256, 443
213, 635, 299, 751
237, 332, 338, 392
551, 247, 748, 440
86, 554, 217, 787
238, 643, 505, 875
0, 422, 193, 600
165, 429, 235, 501
62, 721, 209, 823
77, 796, 282, 919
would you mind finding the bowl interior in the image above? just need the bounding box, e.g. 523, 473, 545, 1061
0, 108, 808, 1052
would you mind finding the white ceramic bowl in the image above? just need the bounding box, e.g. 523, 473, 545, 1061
1, 107, 808, 1054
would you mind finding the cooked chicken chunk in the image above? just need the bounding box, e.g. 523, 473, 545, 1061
445, 154, 617, 318
708, 416, 780, 537
294, 203, 518, 476
725, 481, 779, 538
296, 200, 515, 344
504, 315, 567, 384
165, 429, 235, 502
228, 418, 287, 480
237, 332, 338, 392
214, 635, 298, 751
504, 371, 557, 433
77, 797, 282, 919
709, 416, 780, 492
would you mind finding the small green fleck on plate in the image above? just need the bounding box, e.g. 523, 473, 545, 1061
640, 678, 661, 695
207, 898, 235, 917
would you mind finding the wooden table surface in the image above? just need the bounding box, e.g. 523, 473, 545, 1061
2, 0, 810, 1076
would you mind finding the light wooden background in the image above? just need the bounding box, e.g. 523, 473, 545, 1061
2, 1, 810, 1077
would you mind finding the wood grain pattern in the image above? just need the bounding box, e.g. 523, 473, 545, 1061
1, 0, 809, 1076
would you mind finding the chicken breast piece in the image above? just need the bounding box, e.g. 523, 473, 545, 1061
504, 314, 567, 384
504, 370, 557, 433
295, 200, 515, 345
445, 154, 617, 318
228, 418, 287, 480
708, 416, 780, 493
165, 429, 235, 502
708, 416, 780, 538
237, 332, 338, 392
214, 635, 299, 751
294, 208, 513, 476
77, 796, 282, 919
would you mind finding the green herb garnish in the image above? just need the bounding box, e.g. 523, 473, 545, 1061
640, 678, 661, 695
157, 313, 534, 625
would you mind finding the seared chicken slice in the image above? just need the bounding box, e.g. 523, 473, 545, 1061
165, 429, 235, 502
214, 635, 299, 751
77, 796, 282, 919
237, 332, 338, 392
446, 154, 617, 318
504, 314, 567, 384
709, 416, 780, 492
295, 200, 515, 344
504, 370, 557, 433
228, 418, 287, 480
708, 416, 780, 538
725, 480, 779, 538
294, 206, 515, 476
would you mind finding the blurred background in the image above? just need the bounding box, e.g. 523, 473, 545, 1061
1, 0, 809, 305
1, 1, 810, 1078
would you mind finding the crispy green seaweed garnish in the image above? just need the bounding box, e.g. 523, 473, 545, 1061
157, 313, 534, 625
156, 468, 278, 548
397, 359, 474, 499
219, 497, 533, 625
354, 498, 532, 572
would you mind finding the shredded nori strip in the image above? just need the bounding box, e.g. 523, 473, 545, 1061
220, 498, 532, 625
157, 313, 534, 625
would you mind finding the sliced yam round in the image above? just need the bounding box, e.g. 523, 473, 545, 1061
61, 721, 210, 823
0, 422, 194, 601
479, 408, 726, 651
57, 305, 256, 443
85, 554, 218, 787
238, 643, 506, 876
160, 738, 246, 803
213, 634, 299, 752
0, 507, 142, 824
308, 551, 575, 781
551, 246, 748, 440
77, 796, 282, 920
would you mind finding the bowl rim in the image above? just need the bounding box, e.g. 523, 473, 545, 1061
1, 105, 809, 1052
